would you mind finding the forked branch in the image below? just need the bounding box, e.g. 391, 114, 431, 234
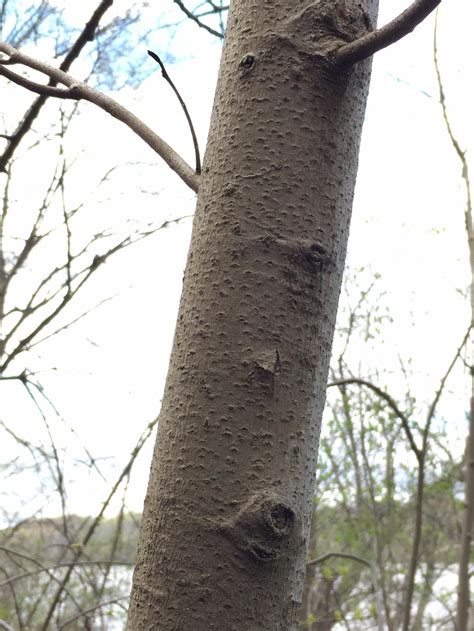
334, 0, 441, 66
173, 0, 224, 39
328, 377, 421, 460
0, 41, 199, 192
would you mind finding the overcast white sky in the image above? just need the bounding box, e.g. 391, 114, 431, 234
0, 0, 473, 520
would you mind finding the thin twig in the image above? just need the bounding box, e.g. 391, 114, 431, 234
0, 565, 23, 630
307, 551, 371, 569
57, 595, 128, 630
0, 546, 84, 618
39, 417, 158, 631
23, 381, 69, 532
424, 325, 472, 448
328, 378, 421, 460
58, 126, 73, 295
97, 480, 129, 600
0, 224, 162, 371
24, 378, 108, 483
334, 0, 441, 66
0, 65, 76, 97
148, 49, 201, 174
0, 560, 133, 588
434, 11, 473, 314
173, 0, 224, 38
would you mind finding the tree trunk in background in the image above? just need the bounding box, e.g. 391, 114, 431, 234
455, 50, 474, 627
457, 397, 474, 631
128, 1, 378, 628
300, 509, 338, 631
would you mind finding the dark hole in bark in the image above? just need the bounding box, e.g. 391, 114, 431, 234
270, 504, 295, 534
239, 53, 256, 72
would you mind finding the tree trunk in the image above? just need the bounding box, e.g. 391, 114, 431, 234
127, 1, 378, 628
300, 509, 338, 631
457, 397, 474, 631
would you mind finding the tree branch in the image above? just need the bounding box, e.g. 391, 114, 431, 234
307, 551, 371, 569
148, 50, 201, 175
0, 65, 77, 98
57, 596, 128, 630
173, 0, 224, 39
0, 560, 133, 588
0, 0, 114, 172
40, 417, 158, 631
0, 42, 199, 192
328, 377, 421, 460
424, 325, 472, 447
333, 0, 441, 66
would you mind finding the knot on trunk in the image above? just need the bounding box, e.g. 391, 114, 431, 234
283, 0, 372, 59
224, 493, 296, 563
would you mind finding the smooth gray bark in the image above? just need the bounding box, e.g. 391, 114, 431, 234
128, 1, 378, 628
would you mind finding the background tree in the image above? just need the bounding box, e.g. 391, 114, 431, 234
301, 271, 465, 629
430, 11, 474, 628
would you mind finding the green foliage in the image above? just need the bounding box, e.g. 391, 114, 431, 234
303, 613, 317, 627
300, 272, 464, 630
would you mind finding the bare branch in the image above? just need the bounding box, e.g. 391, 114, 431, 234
22, 222, 169, 351
334, 0, 441, 66
173, 0, 224, 39
148, 49, 201, 175
307, 551, 371, 569
0, 41, 199, 191
0, 546, 84, 616
0, 0, 115, 171
424, 326, 472, 446
22, 381, 68, 524
434, 12, 473, 311
27, 293, 118, 350
0, 560, 133, 588
40, 417, 158, 631
24, 377, 109, 484
328, 377, 421, 460
0, 64, 76, 97
0, 229, 145, 372
57, 596, 128, 629
61, 0, 114, 71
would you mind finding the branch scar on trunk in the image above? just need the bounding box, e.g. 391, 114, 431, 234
249, 349, 281, 391
218, 493, 297, 563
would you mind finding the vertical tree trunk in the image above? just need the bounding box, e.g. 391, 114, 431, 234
435, 16, 474, 629
128, 1, 378, 628
455, 132, 474, 631
457, 397, 474, 631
